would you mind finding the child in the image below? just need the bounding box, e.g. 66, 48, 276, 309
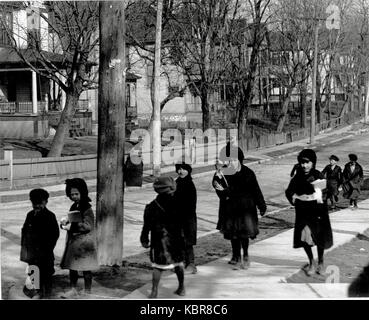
20, 189, 59, 299
342, 153, 364, 210
140, 176, 185, 298
285, 149, 333, 275
322, 155, 342, 209
174, 161, 198, 274
60, 178, 98, 298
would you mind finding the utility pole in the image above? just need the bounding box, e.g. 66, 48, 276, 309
365, 73, 369, 124
310, 21, 319, 144
152, 0, 163, 177
96, 1, 126, 266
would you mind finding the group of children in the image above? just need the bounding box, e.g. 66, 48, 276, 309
291, 153, 364, 210
20, 148, 365, 299
21, 178, 98, 299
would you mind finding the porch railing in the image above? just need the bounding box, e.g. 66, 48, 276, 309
0, 101, 47, 114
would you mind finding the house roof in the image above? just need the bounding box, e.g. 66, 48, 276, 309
0, 46, 67, 68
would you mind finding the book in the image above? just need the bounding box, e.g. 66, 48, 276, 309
68, 210, 82, 223
311, 179, 326, 190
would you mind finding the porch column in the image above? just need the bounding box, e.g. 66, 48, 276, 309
32, 70, 37, 114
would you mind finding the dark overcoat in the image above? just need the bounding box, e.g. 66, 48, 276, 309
140, 194, 185, 266
213, 165, 266, 240
20, 208, 60, 275
285, 168, 333, 249
175, 175, 197, 245
322, 164, 342, 197
60, 202, 99, 271
342, 162, 364, 200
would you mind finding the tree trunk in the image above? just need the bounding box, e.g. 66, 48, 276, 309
96, 1, 126, 266
316, 73, 322, 123
47, 92, 79, 157
237, 101, 248, 152
300, 82, 307, 128
276, 88, 293, 132
201, 88, 210, 131
359, 85, 363, 115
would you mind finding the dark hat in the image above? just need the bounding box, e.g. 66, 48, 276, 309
175, 161, 192, 174
297, 148, 317, 165
65, 178, 91, 202
153, 176, 176, 194
329, 155, 339, 162
29, 188, 49, 203
349, 153, 358, 162
219, 142, 244, 163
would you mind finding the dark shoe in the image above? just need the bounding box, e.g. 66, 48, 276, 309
228, 257, 240, 265
302, 262, 315, 276
174, 286, 185, 296
186, 264, 197, 274
316, 263, 324, 275
353, 205, 359, 210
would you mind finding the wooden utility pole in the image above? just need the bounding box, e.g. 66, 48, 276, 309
152, 0, 163, 177
96, 1, 126, 265
310, 22, 319, 144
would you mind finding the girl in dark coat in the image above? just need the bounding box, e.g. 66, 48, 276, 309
322, 155, 342, 209
285, 149, 333, 275
342, 153, 364, 210
60, 178, 98, 298
175, 161, 198, 274
140, 176, 185, 298
21, 189, 59, 299
212, 143, 266, 268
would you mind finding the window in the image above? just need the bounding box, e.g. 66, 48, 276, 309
27, 7, 41, 48
0, 11, 12, 46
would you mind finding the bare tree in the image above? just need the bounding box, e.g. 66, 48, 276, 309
0, 1, 99, 157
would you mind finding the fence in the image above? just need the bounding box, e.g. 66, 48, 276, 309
0, 114, 358, 189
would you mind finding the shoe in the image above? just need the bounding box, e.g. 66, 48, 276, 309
350, 204, 355, 210
60, 288, 79, 299
243, 256, 250, 268
185, 264, 197, 274
353, 205, 359, 210
316, 263, 324, 275
302, 262, 315, 276
228, 257, 240, 265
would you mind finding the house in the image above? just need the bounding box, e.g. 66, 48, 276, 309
0, 1, 140, 139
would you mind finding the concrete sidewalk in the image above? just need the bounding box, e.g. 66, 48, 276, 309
124, 199, 369, 299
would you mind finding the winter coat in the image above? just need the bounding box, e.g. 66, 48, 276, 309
140, 194, 185, 267
20, 208, 59, 274
60, 202, 99, 271
124, 154, 143, 187
342, 162, 364, 200
175, 175, 197, 246
322, 164, 342, 197
213, 165, 266, 240
285, 168, 333, 249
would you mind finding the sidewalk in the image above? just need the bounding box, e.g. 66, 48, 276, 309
124, 199, 369, 299
8, 198, 369, 299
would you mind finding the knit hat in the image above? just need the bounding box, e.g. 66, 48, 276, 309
218, 142, 244, 163
329, 155, 339, 162
175, 161, 192, 174
153, 176, 176, 194
297, 149, 317, 165
349, 153, 358, 162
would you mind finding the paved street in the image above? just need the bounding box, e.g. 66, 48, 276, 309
2, 125, 369, 298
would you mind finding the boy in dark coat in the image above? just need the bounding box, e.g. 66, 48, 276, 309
322, 155, 342, 209
175, 161, 198, 274
212, 143, 266, 268
285, 149, 333, 276
20, 189, 59, 299
140, 176, 185, 298
342, 153, 363, 210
